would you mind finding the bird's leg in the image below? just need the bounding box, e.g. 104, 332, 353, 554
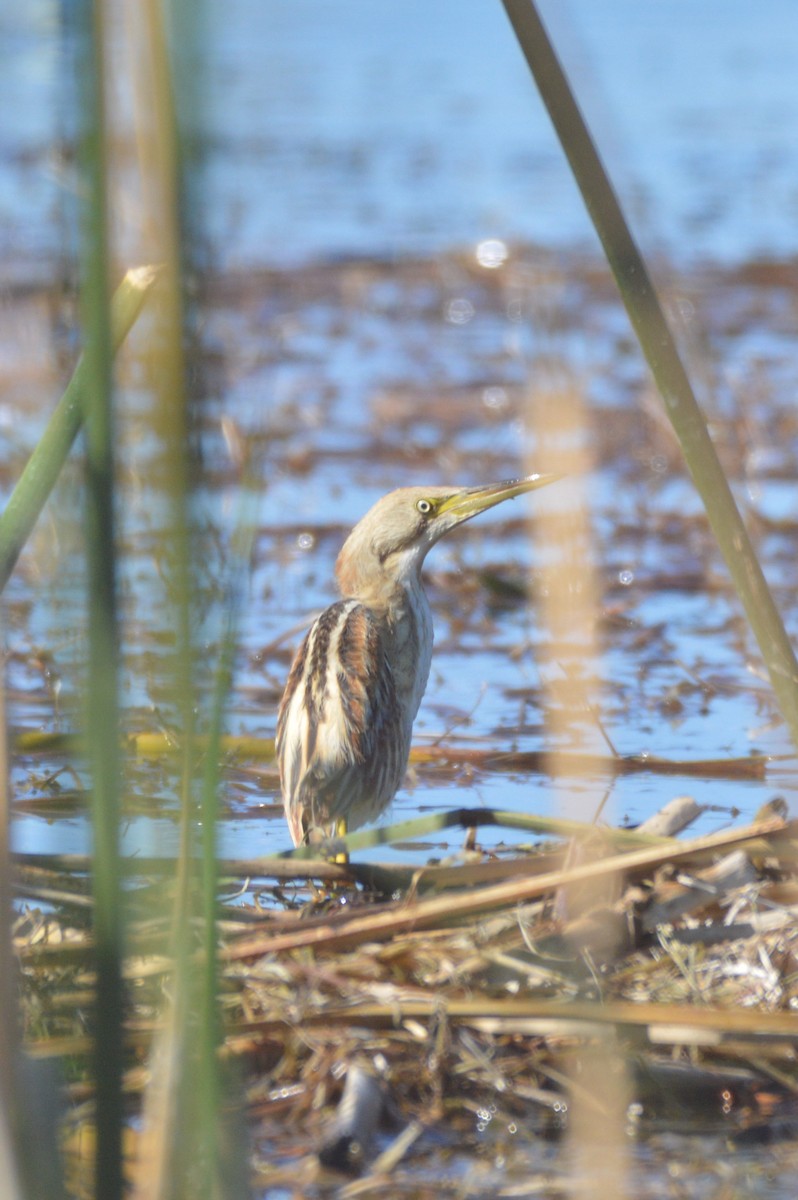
333, 817, 348, 865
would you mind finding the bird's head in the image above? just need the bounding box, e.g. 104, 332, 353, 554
335, 474, 558, 605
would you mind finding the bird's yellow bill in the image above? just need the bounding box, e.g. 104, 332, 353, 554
437, 473, 560, 520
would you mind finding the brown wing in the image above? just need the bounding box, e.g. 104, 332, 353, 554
277, 600, 408, 843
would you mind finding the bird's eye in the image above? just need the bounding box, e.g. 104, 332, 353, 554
416, 498, 433, 516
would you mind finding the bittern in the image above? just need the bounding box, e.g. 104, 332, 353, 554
277, 474, 556, 846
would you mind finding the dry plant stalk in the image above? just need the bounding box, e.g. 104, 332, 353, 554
526, 340, 630, 1188
113, 2, 198, 1196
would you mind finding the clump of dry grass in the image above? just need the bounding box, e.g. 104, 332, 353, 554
13, 803, 798, 1188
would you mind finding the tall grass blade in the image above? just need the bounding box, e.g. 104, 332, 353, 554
196, 515, 256, 1200
0, 652, 28, 1198
124, 0, 242, 1194
499, 0, 798, 751
80, 1, 124, 1197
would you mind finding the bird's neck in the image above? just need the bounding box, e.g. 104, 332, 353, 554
389, 577, 434, 723
337, 569, 425, 622
336, 546, 434, 719
335, 542, 426, 612
337, 562, 434, 722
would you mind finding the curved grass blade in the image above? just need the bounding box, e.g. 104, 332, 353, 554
0, 266, 157, 596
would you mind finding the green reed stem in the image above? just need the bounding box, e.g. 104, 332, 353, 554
133, 0, 233, 1192
280, 805, 670, 860
500, 0, 798, 751
0, 265, 156, 597
0, 658, 28, 1198
82, 4, 123, 1198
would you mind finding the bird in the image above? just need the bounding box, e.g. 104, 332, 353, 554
277, 474, 557, 846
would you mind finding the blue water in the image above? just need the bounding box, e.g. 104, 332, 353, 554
4, 0, 798, 273
200, 0, 798, 266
